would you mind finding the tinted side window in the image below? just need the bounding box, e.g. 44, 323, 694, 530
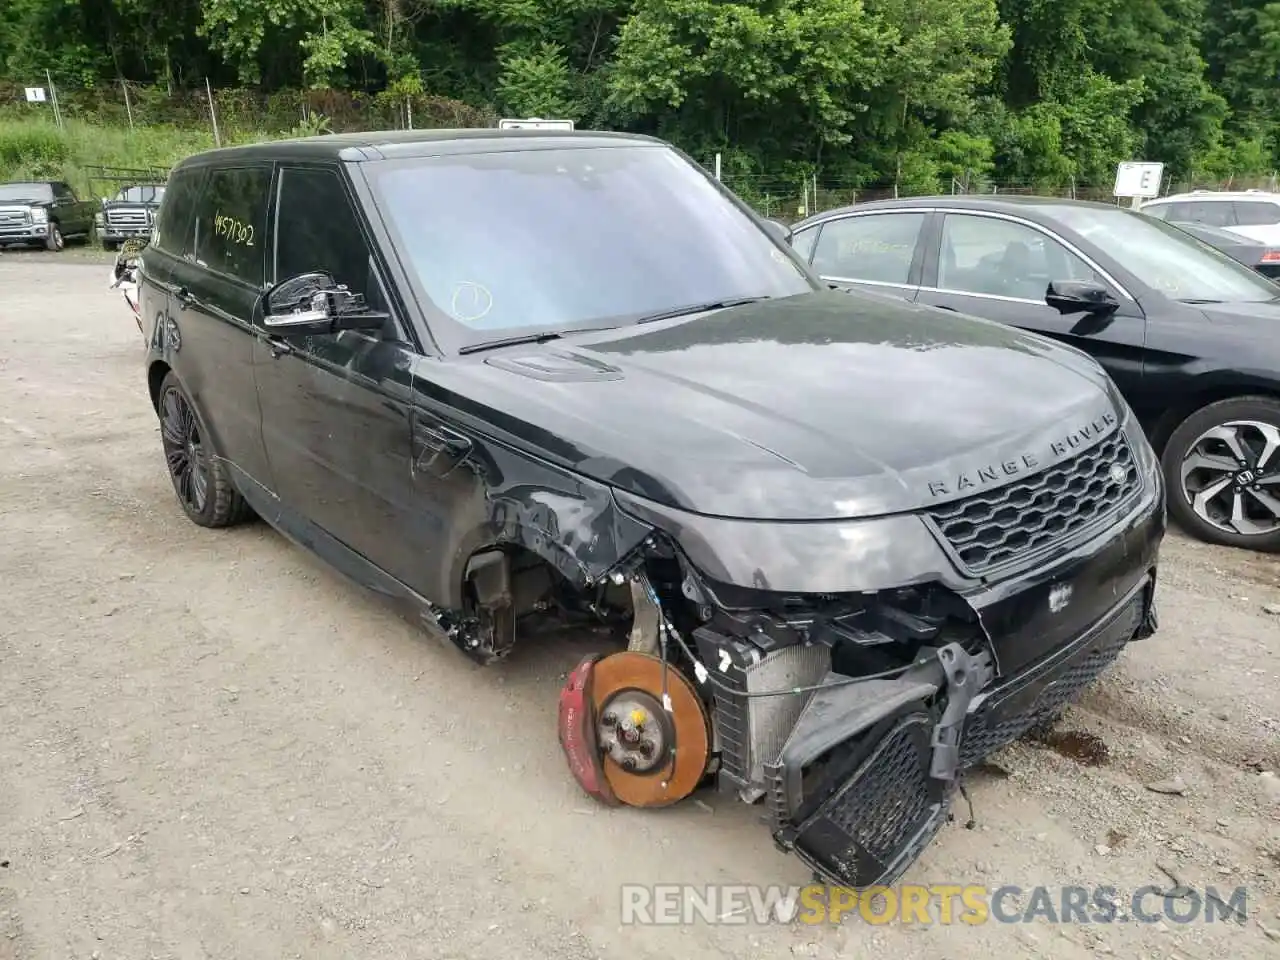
1233, 200, 1280, 226
193, 166, 271, 285
273, 166, 384, 310
1182, 201, 1235, 227
52, 182, 73, 200
1142, 203, 1176, 220
153, 169, 205, 258
938, 214, 1098, 300
811, 213, 925, 284
790, 225, 819, 263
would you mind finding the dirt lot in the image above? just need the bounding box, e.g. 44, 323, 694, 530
1, 252, 1278, 960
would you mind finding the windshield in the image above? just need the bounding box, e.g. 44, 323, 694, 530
1052, 204, 1280, 302
114, 185, 165, 203
0, 182, 52, 203
365, 143, 815, 349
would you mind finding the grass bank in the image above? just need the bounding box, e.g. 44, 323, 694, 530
0, 118, 264, 197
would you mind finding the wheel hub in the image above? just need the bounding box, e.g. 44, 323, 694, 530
1180, 419, 1280, 536
598, 691, 669, 774
578, 651, 712, 807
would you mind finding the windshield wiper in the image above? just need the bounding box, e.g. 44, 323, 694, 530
458, 331, 568, 355
633, 296, 768, 324
1177, 298, 1225, 304
458, 325, 619, 355
457, 297, 769, 354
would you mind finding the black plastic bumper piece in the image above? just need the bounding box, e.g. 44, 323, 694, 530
957, 576, 1151, 767
773, 573, 1155, 890
781, 706, 951, 890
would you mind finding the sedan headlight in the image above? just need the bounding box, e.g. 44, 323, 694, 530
30, 207, 47, 223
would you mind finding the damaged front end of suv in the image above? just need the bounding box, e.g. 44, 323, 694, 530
539, 386, 1163, 889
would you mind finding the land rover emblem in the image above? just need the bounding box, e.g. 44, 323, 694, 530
1048, 582, 1073, 614
1108, 463, 1127, 484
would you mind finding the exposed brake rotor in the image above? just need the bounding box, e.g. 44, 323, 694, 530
589, 651, 711, 807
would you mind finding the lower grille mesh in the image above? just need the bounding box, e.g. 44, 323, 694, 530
959, 595, 1143, 766
788, 710, 947, 888
823, 716, 934, 864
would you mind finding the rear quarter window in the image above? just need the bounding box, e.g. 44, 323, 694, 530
790, 226, 819, 262
153, 169, 205, 259
1234, 200, 1280, 227
192, 166, 272, 286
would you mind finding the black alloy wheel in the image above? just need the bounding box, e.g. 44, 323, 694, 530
157, 372, 253, 527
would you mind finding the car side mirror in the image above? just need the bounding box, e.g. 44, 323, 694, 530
1045, 280, 1118, 316
263, 272, 388, 337
763, 219, 793, 244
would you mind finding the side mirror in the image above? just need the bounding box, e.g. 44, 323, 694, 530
263, 272, 388, 336
763, 219, 793, 244
1045, 280, 1118, 316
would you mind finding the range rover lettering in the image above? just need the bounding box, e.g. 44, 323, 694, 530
137, 130, 1165, 889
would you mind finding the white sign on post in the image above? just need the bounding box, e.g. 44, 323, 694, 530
24, 87, 47, 103
498, 117, 574, 131
1114, 162, 1164, 199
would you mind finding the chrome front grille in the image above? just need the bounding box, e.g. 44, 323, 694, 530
107, 207, 150, 228
0, 208, 29, 227
927, 429, 1140, 575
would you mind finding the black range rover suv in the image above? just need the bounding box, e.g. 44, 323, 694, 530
138, 129, 1164, 889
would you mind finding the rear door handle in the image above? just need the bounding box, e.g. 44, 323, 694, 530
174, 287, 195, 309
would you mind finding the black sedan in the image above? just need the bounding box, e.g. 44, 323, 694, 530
1165, 220, 1280, 279
788, 196, 1280, 552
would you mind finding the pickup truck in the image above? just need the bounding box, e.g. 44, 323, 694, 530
95, 182, 166, 249
0, 180, 96, 251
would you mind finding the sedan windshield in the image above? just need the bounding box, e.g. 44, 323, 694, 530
365, 144, 815, 349
0, 182, 52, 203
1052, 204, 1280, 302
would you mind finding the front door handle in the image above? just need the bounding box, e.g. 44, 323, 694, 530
174, 287, 195, 309
265, 336, 294, 358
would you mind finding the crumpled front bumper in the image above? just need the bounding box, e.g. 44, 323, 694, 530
768, 484, 1162, 890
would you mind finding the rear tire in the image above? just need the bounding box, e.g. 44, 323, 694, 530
1161, 395, 1280, 552
157, 372, 254, 528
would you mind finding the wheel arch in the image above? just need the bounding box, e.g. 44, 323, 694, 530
147, 359, 172, 414
1146, 374, 1280, 455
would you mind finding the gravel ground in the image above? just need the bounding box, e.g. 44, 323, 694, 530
1, 253, 1278, 960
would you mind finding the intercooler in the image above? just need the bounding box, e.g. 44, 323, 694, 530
692, 628, 832, 800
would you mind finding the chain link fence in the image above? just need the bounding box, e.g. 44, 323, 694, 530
709, 169, 1280, 224
3, 79, 1277, 220
0, 80, 495, 143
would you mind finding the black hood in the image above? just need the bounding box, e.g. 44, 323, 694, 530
425, 290, 1121, 521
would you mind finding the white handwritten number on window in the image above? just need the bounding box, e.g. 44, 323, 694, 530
214, 211, 255, 247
